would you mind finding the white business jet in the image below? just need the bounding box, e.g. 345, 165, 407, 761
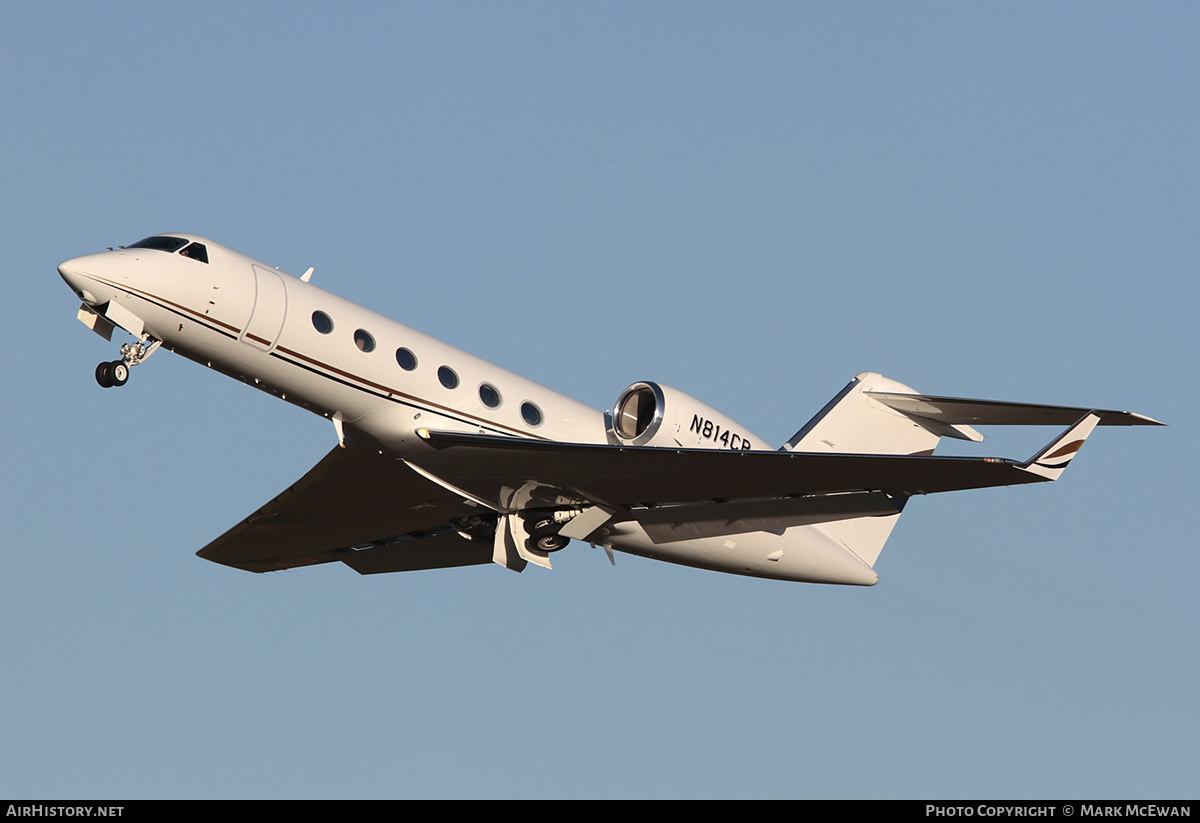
58, 234, 1162, 585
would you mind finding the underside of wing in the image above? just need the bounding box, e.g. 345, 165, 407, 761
197, 444, 489, 573
337, 529, 494, 575
406, 423, 1091, 514
630, 491, 903, 543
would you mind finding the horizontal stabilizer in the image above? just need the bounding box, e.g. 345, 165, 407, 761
867, 391, 1163, 428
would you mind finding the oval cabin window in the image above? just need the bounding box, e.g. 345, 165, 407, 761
395, 347, 417, 371
479, 383, 502, 408
354, 329, 376, 352
521, 401, 543, 427
312, 311, 334, 334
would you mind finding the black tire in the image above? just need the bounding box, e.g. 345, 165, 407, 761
527, 520, 569, 553
110, 361, 129, 387
528, 532, 569, 553
526, 517, 555, 534
95, 361, 113, 388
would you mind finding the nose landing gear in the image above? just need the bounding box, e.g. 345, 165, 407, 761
95, 360, 128, 388
94, 333, 161, 388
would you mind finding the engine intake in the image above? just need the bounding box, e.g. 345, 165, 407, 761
607, 381, 770, 451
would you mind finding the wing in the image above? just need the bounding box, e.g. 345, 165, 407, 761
407, 413, 1102, 513
197, 444, 491, 573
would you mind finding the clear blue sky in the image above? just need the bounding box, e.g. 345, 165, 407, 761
3, 1, 1195, 799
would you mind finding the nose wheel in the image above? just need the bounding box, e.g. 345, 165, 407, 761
95, 360, 129, 388
94, 333, 160, 388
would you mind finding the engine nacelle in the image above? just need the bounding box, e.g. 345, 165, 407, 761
607, 381, 771, 451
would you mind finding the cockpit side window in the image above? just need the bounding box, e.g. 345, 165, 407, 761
127, 236, 189, 253
179, 242, 208, 263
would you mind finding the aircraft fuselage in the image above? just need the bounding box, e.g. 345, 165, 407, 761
59, 235, 607, 453
62, 233, 1152, 586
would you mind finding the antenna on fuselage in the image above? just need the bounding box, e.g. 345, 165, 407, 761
301, 267, 314, 283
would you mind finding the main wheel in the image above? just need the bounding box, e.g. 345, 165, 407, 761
110, 361, 129, 386
526, 518, 569, 553
526, 517, 555, 534
528, 531, 569, 552
95, 361, 114, 388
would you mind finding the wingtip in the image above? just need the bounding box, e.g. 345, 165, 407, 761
1127, 412, 1166, 427
1094, 409, 1165, 426
1020, 412, 1101, 481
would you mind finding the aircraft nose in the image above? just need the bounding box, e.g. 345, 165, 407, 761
58, 254, 109, 305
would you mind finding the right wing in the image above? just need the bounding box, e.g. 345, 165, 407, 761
197, 444, 491, 574
407, 413, 1105, 513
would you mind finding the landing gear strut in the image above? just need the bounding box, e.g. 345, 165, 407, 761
95, 333, 161, 388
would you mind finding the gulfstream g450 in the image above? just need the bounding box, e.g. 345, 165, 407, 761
58, 234, 1162, 584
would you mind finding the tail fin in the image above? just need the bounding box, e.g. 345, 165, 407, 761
783, 373, 960, 568
783, 372, 982, 457
782, 374, 1157, 569
783, 371, 1162, 456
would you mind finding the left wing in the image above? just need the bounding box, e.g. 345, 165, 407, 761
199, 412, 1106, 573
197, 443, 491, 573
408, 413, 1102, 512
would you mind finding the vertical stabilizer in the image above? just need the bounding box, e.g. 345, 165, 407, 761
783, 373, 973, 569
784, 372, 977, 456
812, 506, 904, 568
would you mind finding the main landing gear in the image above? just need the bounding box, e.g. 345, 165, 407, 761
524, 514, 570, 553
94, 333, 161, 389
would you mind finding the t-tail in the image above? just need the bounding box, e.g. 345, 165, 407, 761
781, 372, 1162, 568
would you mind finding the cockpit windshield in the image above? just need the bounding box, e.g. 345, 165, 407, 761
128, 235, 189, 253
126, 236, 209, 263
180, 242, 208, 263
